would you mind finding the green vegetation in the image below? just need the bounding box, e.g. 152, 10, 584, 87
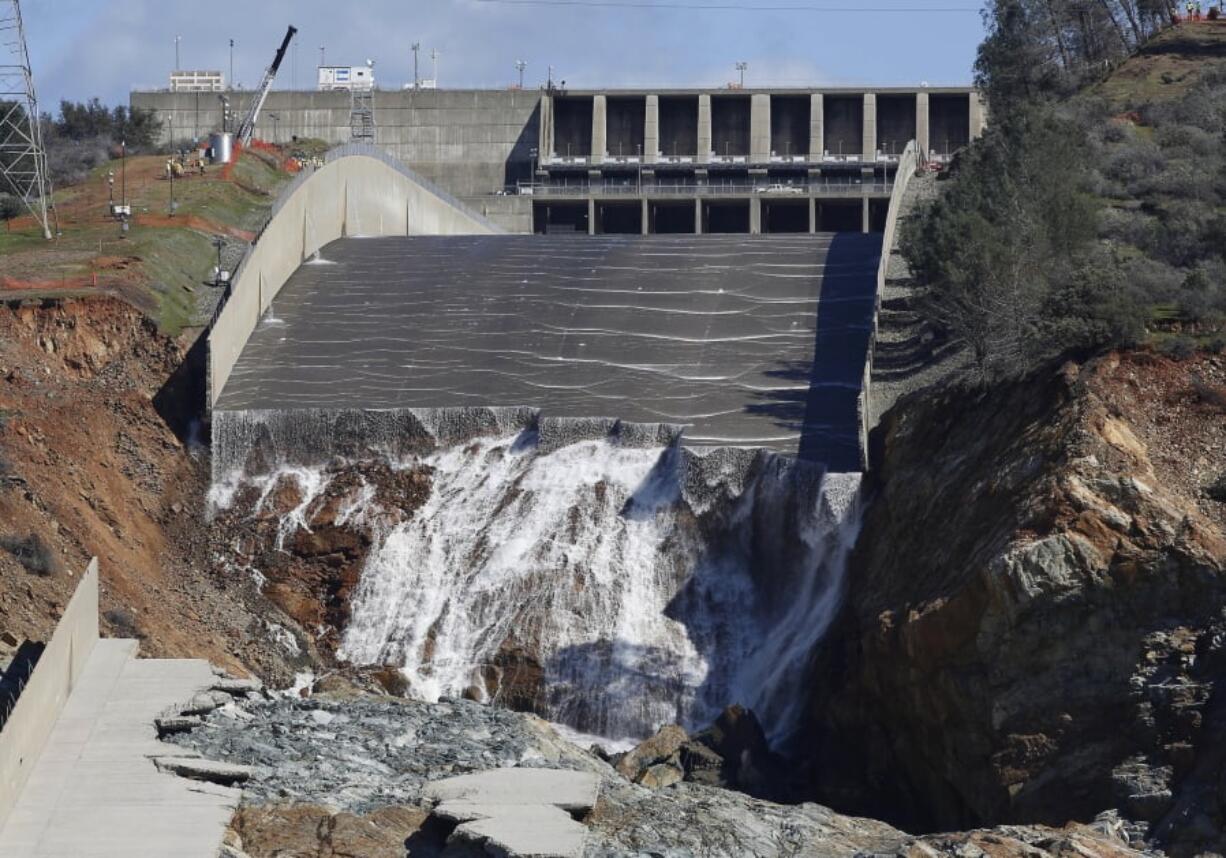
904, 1, 1226, 379
0, 147, 289, 335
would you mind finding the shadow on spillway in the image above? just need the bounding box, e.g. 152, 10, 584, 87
745, 232, 882, 471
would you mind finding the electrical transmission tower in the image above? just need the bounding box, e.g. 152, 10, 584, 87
0, 0, 54, 239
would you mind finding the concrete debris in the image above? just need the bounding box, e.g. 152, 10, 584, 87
154, 714, 203, 737
155, 755, 255, 786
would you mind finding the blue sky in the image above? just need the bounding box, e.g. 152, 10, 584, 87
23, 0, 986, 111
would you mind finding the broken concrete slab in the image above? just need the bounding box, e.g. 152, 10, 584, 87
154, 715, 203, 737
423, 768, 600, 858
154, 756, 254, 787
423, 767, 599, 815
211, 678, 263, 696
449, 803, 588, 858
178, 690, 232, 715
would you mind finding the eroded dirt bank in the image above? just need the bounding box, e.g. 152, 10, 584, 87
804, 352, 1226, 855
0, 296, 286, 675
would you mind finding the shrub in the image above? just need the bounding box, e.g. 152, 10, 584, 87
1209, 473, 1226, 502
0, 194, 20, 232
0, 533, 56, 576
1159, 336, 1199, 359
1193, 375, 1226, 411
103, 608, 144, 639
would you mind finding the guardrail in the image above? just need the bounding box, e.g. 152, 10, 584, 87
513, 182, 894, 198
0, 560, 99, 829
857, 139, 919, 471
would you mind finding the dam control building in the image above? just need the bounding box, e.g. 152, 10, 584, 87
131, 85, 983, 233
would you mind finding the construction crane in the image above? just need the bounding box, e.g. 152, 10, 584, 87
235, 25, 297, 147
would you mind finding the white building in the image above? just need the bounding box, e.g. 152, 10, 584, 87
317, 66, 375, 92
169, 70, 225, 92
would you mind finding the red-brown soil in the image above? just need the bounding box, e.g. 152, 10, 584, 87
0, 296, 263, 672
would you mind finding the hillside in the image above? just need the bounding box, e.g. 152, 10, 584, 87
1095, 19, 1226, 109
1, 146, 290, 334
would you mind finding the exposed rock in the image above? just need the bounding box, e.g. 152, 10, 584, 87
228, 803, 428, 858
803, 352, 1226, 853
691, 704, 788, 799
210, 458, 434, 668
613, 723, 688, 783
169, 693, 921, 857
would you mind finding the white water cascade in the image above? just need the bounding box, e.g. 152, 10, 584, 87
306, 432, 865, 745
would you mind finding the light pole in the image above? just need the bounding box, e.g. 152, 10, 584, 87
319, 45, 325, 68
735, 61, 747, 88
174, 35, 182, 70
268, 112, 280, 143
431, 48, 439, 85
212, 236, 226, 288
515, 60, 526, 89
229, 39, 234, 88
411, 43, 421, 88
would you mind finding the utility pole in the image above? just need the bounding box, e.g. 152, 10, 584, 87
175, 34, 182, 70
229, 38, 234, 88
319, 45, 325, 68
515, 60, 526, 89
411, 42, 420, 88
431, 48, 439, 86
735, 61, 747, 88
0, 0, 56, 238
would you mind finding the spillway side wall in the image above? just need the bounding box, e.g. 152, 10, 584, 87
207, 150, 501, 407
0, 559, 99, 829
858, 140, 918, 470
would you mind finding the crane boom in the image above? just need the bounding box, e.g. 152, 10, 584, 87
235, 25, 297, 146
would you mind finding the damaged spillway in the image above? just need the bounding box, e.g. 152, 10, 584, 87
208, 232, 882, 746
211, 411, 862, 746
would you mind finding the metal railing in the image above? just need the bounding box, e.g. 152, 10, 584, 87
515, 181, 893, 198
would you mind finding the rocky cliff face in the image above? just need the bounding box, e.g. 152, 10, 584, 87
804, 351, 1226, 855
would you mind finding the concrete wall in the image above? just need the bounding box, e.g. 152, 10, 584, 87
132, 88, 541, 198
208, 145, 501, 406
858, 140, 919, 470
0, 560, 99, 830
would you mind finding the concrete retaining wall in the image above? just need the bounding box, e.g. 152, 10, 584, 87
0, 559, 99, 829
131, 89, 541, 199
858, 140, 919, 470
207, 145, 501, 406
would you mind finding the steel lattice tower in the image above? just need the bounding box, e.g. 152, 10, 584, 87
0, 0, 54, 239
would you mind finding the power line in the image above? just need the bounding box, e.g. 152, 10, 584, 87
473, 0, 978, 10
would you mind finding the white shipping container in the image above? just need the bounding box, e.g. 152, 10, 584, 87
317, 65, 375, 91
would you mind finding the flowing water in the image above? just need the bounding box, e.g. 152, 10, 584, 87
212, 420, 862, 746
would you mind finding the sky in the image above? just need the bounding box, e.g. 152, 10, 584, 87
22, 0, 987, 111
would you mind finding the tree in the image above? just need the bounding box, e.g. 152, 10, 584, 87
52, 99, 161, 150
0, 194, 22, 232
901, 110, 1109, 378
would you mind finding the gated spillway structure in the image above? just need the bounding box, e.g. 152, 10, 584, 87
207, 142, 918, 474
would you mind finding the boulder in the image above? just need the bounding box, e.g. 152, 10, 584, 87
613, 723, 688, 782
